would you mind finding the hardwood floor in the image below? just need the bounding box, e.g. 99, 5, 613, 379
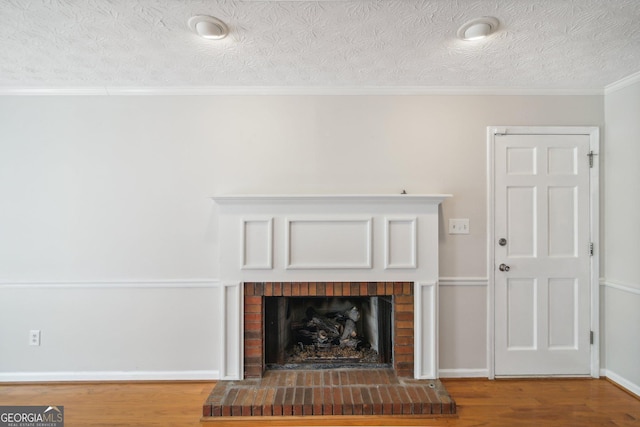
0, 378, 638, 426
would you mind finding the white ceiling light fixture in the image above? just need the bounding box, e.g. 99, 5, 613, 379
188, 15, 229, 40
457, 16, 500, 41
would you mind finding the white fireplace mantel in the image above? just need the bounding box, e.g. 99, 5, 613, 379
212, 194, 451, 380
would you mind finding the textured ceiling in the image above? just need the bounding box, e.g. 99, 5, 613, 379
1, 0, 639, 91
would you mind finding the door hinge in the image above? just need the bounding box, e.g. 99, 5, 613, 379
590, 331, 594, 345
588, 151, 598, 168
589, 242, 594, 256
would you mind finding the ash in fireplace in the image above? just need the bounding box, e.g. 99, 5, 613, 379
287, 344, 380, 364
287, 306, 381, 364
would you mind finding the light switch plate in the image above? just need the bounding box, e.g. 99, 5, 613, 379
449, 218, 469, 234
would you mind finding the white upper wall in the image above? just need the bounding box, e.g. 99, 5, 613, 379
0, 95, 603, 281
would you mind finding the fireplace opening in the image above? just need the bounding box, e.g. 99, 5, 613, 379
264, 296, 393, 369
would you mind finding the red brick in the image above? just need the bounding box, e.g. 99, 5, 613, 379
322, 371, 332, 387
334, 282, 343, 296
244, 365, 262, 378
368, 282, 377, 295
272, 388, 284, 416
244, 313, 262, 323
325, 282, 334, 296
223, 388, 237, 416
395, 345, 414, 354
351, 282, 360, 296
396, 320, 413, 329
394, 282, 403, 295
303, 282, 311, 296
396, 386, 413, 414
293, 388, 303, 415
308, 282, 316, 296
377, 282, 385, 295
395, 354, 413, 363
396, 328, 414, 337
231, 389, 245, 416
385, 282, 394, 295
395, 335, 413, 346
253, 283, 264, 296
339, 370, 349, 386
346, 370, 358, 385
311, 371, 322, 386
245, 321, 262, 331
296, 372, 305, 387
386, 386, 403, 414
245, 346, 262, 357
244, 298, 262, 308
272, 282, 282, 296
332, 387, 343, 415
313, 387, 324, 415
361, 387, 373, 415
244, 283, 254, 295
380, 371, 396, 384
360, 282, 368, 295
242, 388, 257, 416
403, 282, 412, 295
303, 387, 313, 415
244, 356, 262, 365
414, 386, 431, 414
244, 329, 262, 340
395, 295, 414, 305
283, 388, 294, 416
262, 388, 275, 416
396, 311, 414, 321
378, 386, 394, 415
342, 387, 353, 415
396, 363, 414, 377
292, 283, 300, 296
317, 282, 326, 295
369, 386, 383, 415
283, 282, 292, 296
342, 282, 351, 296
351, 387, 363, 415
406, 386, 422, 414
263, 283, 272, 297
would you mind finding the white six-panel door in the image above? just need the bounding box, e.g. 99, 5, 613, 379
493, 131, 596, 376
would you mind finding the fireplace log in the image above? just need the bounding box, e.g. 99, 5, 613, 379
296, 306, 364, 350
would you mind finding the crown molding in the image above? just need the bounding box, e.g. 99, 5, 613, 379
0, 85, 604, 97
0, 87, 109, 96
605, 70, 640, 94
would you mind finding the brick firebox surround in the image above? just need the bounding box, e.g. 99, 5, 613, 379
244, 281, 414, 379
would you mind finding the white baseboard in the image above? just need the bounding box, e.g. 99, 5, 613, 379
438, 368, 489, 378
600, 369, 640, 397
0, 370, 219, 382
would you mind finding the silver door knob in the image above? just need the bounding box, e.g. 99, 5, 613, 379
499, 263, 510, 272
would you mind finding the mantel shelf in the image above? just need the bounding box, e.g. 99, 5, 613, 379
211, 194, 452, 205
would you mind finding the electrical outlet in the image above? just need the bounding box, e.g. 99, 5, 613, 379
449, 218, 470, 234
29, 330, 41, 346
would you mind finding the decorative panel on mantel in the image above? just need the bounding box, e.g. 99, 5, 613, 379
212, 194, 451, 380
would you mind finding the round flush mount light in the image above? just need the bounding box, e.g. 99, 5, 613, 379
457, 16, 500, 41
188, 15, 229, 40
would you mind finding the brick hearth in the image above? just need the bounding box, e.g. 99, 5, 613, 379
203, 369, 456, 418
244, 282, 414, 378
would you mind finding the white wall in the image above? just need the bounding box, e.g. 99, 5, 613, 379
0, 94, 603, 380
603, 79, 640, 395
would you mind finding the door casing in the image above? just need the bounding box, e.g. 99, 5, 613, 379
487, 126, 600, 379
